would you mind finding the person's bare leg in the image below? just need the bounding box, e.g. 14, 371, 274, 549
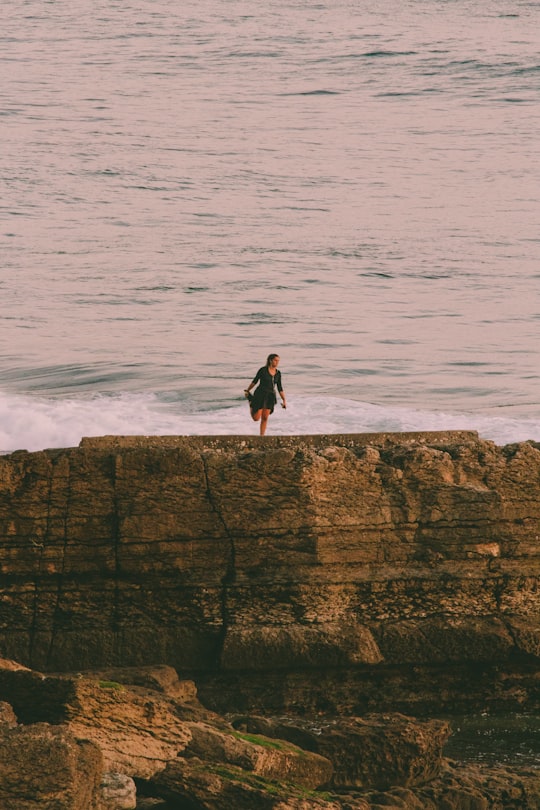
251, 409, 261, 423
259, 409, 271, 435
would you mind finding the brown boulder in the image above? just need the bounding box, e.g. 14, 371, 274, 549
232, 713, 450, 790
0, 722, 103, 810
99, 772, 137, 810
506, 617, 540, 658
77, 664, 199, 701
151, 756, 341, 810
0, 657, 30, 672
382, 760, 540, 809
64, 675, 192, 778
184, 720, 333, 788
0, 662, 194, 780
0, 700, 17, 728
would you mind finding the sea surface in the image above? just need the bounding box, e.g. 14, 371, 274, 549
444, 713, 540, 769
2, 0, 540, 452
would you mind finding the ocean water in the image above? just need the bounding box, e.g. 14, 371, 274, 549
444, 713, 540, 769
2, 0, 540, 452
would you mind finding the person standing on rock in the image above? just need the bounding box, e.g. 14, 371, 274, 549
244, 353, 286, 435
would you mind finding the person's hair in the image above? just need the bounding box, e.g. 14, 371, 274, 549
266, 353, 279, 367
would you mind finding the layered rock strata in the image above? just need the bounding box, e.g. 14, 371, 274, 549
1, 430, 540, 807
0, 431, 539, 717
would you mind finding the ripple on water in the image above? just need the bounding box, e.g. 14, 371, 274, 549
444, 714, 540, 768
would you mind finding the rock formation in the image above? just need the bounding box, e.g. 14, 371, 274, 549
1, 659, 539, 809
0, 431, 539, 807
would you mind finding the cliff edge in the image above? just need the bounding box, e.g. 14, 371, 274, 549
0, 431, 539, 716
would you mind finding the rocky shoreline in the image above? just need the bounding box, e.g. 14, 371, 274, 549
0, 431, 539, 807
1, 658, 539, 809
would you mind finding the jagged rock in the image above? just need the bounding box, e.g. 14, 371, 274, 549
99, 772, 137, 810
184, 720, 333, 788
0, 657, 30, 672
0, 662, 76, 724
506, 616, 540, 658
0, 660, 539, 810
0, 722, 103, 810
79, 665, 199, 701
64, 675, 192, 779
0, 700, 17, 727
0, 660, 192, 780
231, 713, 450, 790
356, 760, 540, 809
150, 755, 341, 810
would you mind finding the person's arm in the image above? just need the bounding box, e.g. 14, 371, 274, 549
244, 368, 261, 397
276, 371, 286, 408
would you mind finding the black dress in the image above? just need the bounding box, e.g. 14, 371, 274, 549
250, 367, 283, 414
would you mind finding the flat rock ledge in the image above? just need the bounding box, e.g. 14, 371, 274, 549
1, 659, 539, 810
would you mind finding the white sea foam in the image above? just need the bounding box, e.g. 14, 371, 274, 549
1, 391, 539, 454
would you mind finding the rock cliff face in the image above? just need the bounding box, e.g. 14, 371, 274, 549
0, 431, 539, 718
